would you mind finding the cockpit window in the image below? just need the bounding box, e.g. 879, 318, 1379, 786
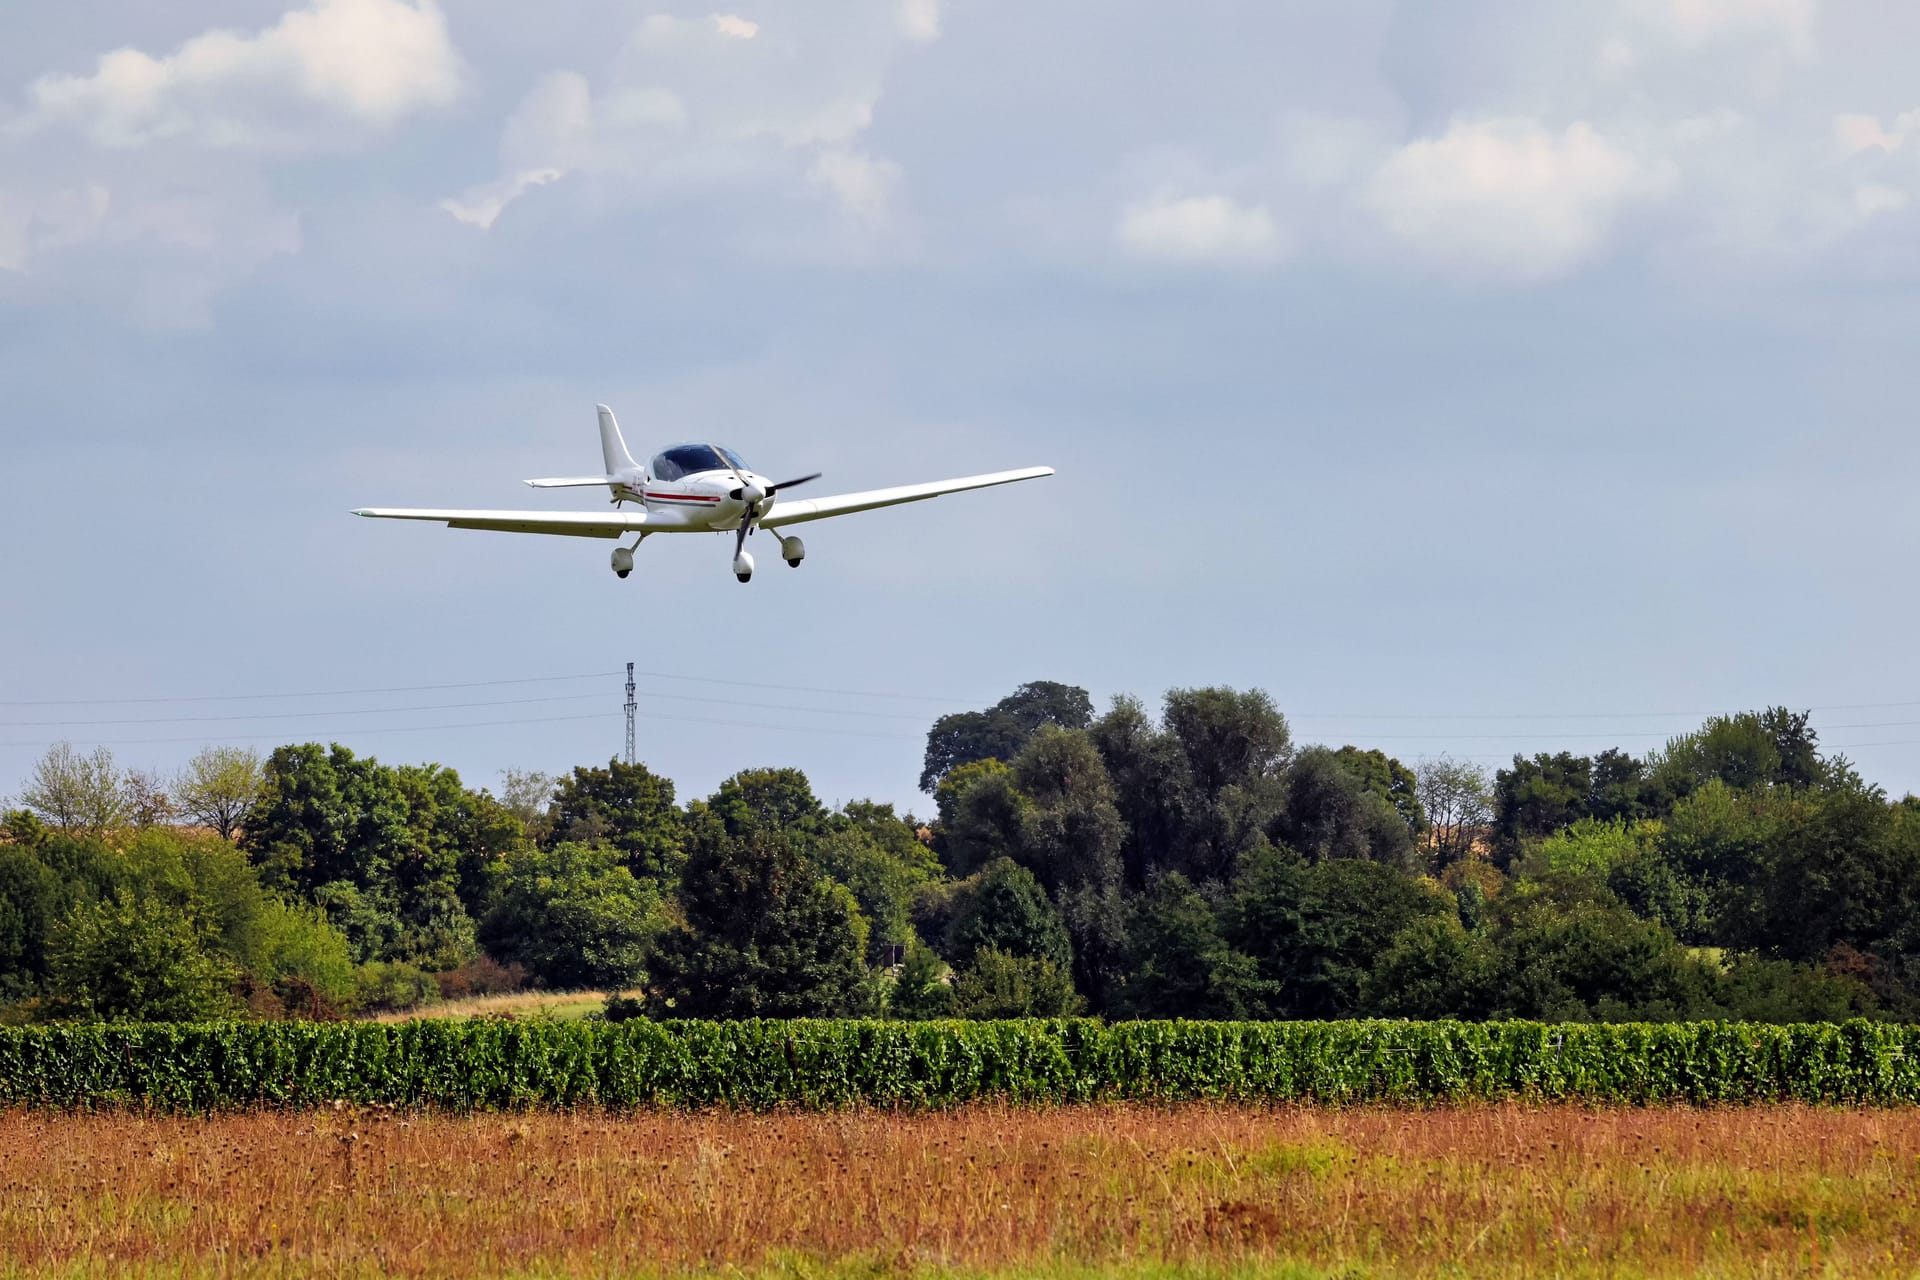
649, 444, 749, 482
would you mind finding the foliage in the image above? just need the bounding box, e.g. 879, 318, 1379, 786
173, 746, 264, 842
646, 822, 873, 1018
1275, 747, 1419, 870
18, 742, 127, 837
941, 857, 1073, 972
1333, 746, 1427, 836
885, 937, 953, 1019
45, 892, 237, 1022
948, 947, 1084, 1018
920, 681, 1093, 792
1415, 754, 1492, 871
546, 759, 683, 883
478, 843, 663, 990
8, 1018, 1920, 1110
1114, 873, 1258, 1019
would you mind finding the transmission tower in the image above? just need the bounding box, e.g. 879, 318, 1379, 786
623, 662, 637, 765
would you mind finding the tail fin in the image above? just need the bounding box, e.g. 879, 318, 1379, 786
598, 404, 639, 475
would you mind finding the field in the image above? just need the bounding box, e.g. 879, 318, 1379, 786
369, 989, 613, 1024
3, 1102, 1917, 1278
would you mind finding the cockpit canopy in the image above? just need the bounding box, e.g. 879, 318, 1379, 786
649, 444, 749, 482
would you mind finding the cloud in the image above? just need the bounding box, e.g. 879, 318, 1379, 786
808, 149, 900, 224
444, 4, 930, 233
1628, 0, 1817, 49
15, 0, 462, 149
439, 168, 566, 230
1834, 110, 1919, 156
1114, 193, 1286, 268
899, 0, 942, 43
1363, 118, 1650, 281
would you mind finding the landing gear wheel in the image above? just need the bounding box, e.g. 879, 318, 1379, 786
611, 545, 636, 578
616, 569, 631, 579
736, 572, 752, 583
786, 558, 801, 569
732, 549, 755, 583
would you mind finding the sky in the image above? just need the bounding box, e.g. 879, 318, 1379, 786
2, 0, 1917, 816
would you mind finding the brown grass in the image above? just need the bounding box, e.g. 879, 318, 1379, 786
2, 1103, 1917, 1278
368, 989, 613, 1023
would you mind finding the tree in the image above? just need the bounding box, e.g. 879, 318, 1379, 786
933, 759, 1028, 879
496, 768, 556, 841
646, 825, 872, 1018
479, 843, 663, 989
175, 746, 264, 842
547, 759, 683, 883
1009, 726, 1125, 894
920, 681, 1093, 792
1115, 873, 1258, 1019
0, 846, 66, 996
1415, 754, 1492, 871
814, 818, 939, 966
707, 768, 829, 843
1159, 687, 1292, 881
942, 857, 1073, 971
121, 769, 175, 829
1493, 752, 1594, 860
886, 938, 954, 1019
1333, 747, 1427, 837
19, 742, 126, 836
1362, 916, 1498, 1019
47, 892, 237, 1021
1089, 695, 1194, 888
949, 947, 1084, 1018
1274, 747, 1418, 870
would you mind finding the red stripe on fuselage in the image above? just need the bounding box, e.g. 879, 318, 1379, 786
644, 492, 721, 503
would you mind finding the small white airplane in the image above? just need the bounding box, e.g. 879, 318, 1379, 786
354, 405, 1054, 582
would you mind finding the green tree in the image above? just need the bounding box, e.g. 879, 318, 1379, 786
814, 814, 940, 967
1275, 747, 1418, 870
19, 742, 126, 836
942, 857, 1073, 972
479, 843, 663, 989
47, 892, 237, 1021
886, 937, 954, 1019
707, 768, 830, 843
646, 826, 872, 1017
1362, 916, 1499, 1019
949, 947, 1084, 1017
933, 759, 1028, 879
0, 846, 66, 996
1115, 873, 1258, 1019
920, 681, 1093, 792
1334, 746, 1427, 837
1493, 751, 1595, 861
1088, 695, 1194, 888
1159, 686, 1292, 882
1415, 754, 1492, 871
174, 746, 264, 842
547, 758, 684, 882
1009, 726, 1125, 894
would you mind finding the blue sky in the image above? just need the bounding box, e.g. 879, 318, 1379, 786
2, 0, 1917, 814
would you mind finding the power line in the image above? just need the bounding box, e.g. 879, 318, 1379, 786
0, 685, 943, 729
0, 708, 924, 751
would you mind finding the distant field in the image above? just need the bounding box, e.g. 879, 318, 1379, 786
0, 1102, 1914, 1278
368, 989, 613, 1023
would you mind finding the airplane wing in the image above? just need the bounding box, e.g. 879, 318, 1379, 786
759, 466, 1054, 529
351, 508, 648, 539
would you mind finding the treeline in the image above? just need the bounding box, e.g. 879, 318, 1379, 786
1, 683, 1916, 1024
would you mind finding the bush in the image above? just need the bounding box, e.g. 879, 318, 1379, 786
3, 1019, 1920, 1111
436, 954, 530, 1002
353, 962, 440, 1014
950, 948, 1084, 1018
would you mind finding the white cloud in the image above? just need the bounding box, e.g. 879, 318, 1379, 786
15, 0, 462, 149
1854, 183, 1909, 219
439, 168, 565, 230
899, 0, 942, 43
711, 15, 760, 40
808, 149, 899, 224
1834, 111, 1919, 156
1629, 0, 1817, 49
1363, 118, 1650, 282
1114, 193, 1286, 268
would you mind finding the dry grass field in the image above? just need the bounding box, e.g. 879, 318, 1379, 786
2, 1102, 1917, 1278
368, 989, 613, 1023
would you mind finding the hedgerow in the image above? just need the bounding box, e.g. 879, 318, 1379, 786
1, 1019, 1916, 1111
